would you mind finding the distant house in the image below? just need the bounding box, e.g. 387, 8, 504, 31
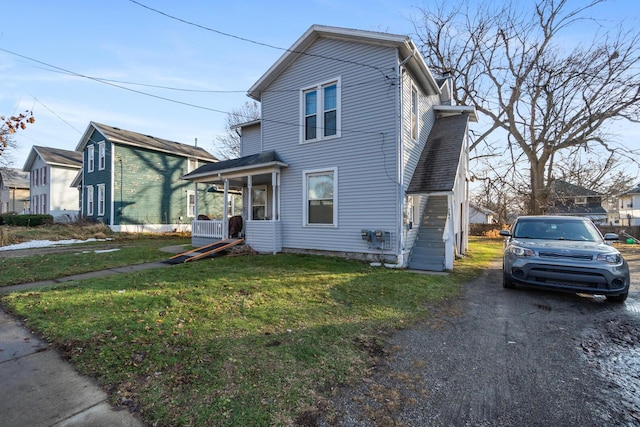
75, 122, 219, 232
0, 168, 30, 214
183, 25, 477, 271
469, 204, 497, 224
619, 185, 640, 226
22, 146, 82, 222
546, 179, 607, 223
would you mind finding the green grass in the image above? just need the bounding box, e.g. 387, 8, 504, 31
0, 238, 189, 286
1, 237, 503, 426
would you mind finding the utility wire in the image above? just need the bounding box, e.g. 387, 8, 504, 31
128, 0, 394, 78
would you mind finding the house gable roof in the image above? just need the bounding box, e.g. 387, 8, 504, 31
75, 122, 217, 162
551, 179, 601, 197
182, 150, 287, 182
22, 146, 83, 171
248, 24, 441, 100
0, 168, 30, 189
407, 113, 470, 194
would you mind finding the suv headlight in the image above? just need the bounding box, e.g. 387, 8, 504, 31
509, 246, 535, 257
596, 253, 621, 264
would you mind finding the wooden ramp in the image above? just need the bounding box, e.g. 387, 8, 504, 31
164, 239, 244, 264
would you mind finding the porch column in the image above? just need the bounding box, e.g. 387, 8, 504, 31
247, 175, 253, 220
223, 178, 229, 238
271, 171, 277, 221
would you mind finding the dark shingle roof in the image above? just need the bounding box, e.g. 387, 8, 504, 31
182, 150, 286, 180
0, 168, 29, 188
407, 114, 469, 193
34, 146, 83, 168
90, 122, 217, 162
551, 180, 601, 197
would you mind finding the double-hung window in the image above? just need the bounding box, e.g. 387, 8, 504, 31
98, 142, 106, 170
303, 168, 337, 226
87, 145, 95, 173
187, 191, 195, 217
97, 184, 105, 216
302, 78, 340, 142
86, 185, 94, 215
251, 186, 267, 220
411, 86, 418, 140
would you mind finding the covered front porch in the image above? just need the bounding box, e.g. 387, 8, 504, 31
182, 151, 288, 254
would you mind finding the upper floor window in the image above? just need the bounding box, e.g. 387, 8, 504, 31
574, 197, 587, 205
33, 169, 39, 187
42, 167, 47, 185
98, 142, 106, 170
301, 78, 340, 142
188, 158, 198, 173
87, 145, 95, 172
411, 86, 418, 140
303, 168, 337, 226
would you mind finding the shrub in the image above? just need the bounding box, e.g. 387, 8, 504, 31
0, 214, 54, 227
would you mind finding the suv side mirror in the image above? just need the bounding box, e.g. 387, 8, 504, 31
603, 233, 619, 241
499, 229, 511, 237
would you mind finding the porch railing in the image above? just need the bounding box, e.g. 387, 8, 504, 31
192, 219, 224, 239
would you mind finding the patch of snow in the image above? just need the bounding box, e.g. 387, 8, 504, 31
0, 238, 113, 251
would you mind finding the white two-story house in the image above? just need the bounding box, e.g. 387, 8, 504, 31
183, 25, 477, 271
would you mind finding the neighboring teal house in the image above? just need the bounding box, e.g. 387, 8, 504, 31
75, 122, 219, 232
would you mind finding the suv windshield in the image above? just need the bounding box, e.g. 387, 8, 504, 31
513, 219, 602, 241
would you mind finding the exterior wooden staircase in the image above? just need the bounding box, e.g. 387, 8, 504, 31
409, 195, 448, 271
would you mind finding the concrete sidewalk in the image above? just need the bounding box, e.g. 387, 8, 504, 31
0, 248, 187, 426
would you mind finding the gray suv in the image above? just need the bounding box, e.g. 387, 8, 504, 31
500, 216, 630, 302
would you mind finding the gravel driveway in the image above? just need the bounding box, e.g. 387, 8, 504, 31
320, 245, 640, 427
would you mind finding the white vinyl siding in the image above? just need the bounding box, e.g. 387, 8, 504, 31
259, 37, 401, 254
301, 78, 341, 143
411, 86, 418, 140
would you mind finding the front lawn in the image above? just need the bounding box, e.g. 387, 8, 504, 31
1, 237, 503, 426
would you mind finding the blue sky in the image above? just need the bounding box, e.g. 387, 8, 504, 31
1, 0, 639, 174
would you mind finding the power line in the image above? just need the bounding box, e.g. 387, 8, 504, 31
128, 0, 394, 78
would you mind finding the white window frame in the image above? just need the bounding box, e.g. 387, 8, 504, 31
42, 167, 47, 185
32, 195, 38, 214
251, 186, 268, 220
41, 194, 47, 214
574, 196, 587, 205
87, 145, 95, 173
300, 77, 341, 143
97, 184, 105, 216
98, 142, 106, 170
187, 158, 198, 173
411, 86, 418, 140
34, 169, 39, 187
186, 190, 195, 218
303, 167, 337, 227
86, 185, 94, 215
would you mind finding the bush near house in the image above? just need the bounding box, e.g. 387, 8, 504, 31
0, 214, 53, 227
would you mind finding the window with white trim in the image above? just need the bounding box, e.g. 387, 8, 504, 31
411, 86, 418, 140
98, 142, 106, 170
41, 194, 47, 214
97, 184, 105, 216
87, 145, 95, 172
34, 169, 39, 187
32, 196, 38, 214
301, 78, 340, 142
251, 186, 267, 220
304, 168, 337, 226
187, 158, 198, 173
86, 185, 94, 215
42, 167, 47, 185
187, 191, 195, 217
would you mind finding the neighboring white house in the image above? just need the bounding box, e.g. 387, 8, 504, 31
23, 146, 83, 222
619, 185, 640, 226
0, 168, 30, 214
183, 25, 477, 271
469, 204, 497, 224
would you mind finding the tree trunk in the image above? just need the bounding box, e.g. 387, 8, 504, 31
528, 160, 547, 215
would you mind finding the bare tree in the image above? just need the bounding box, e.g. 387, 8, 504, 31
213, 101, 260, 160
1, 111, 35, 160
413, 0, 640, 214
